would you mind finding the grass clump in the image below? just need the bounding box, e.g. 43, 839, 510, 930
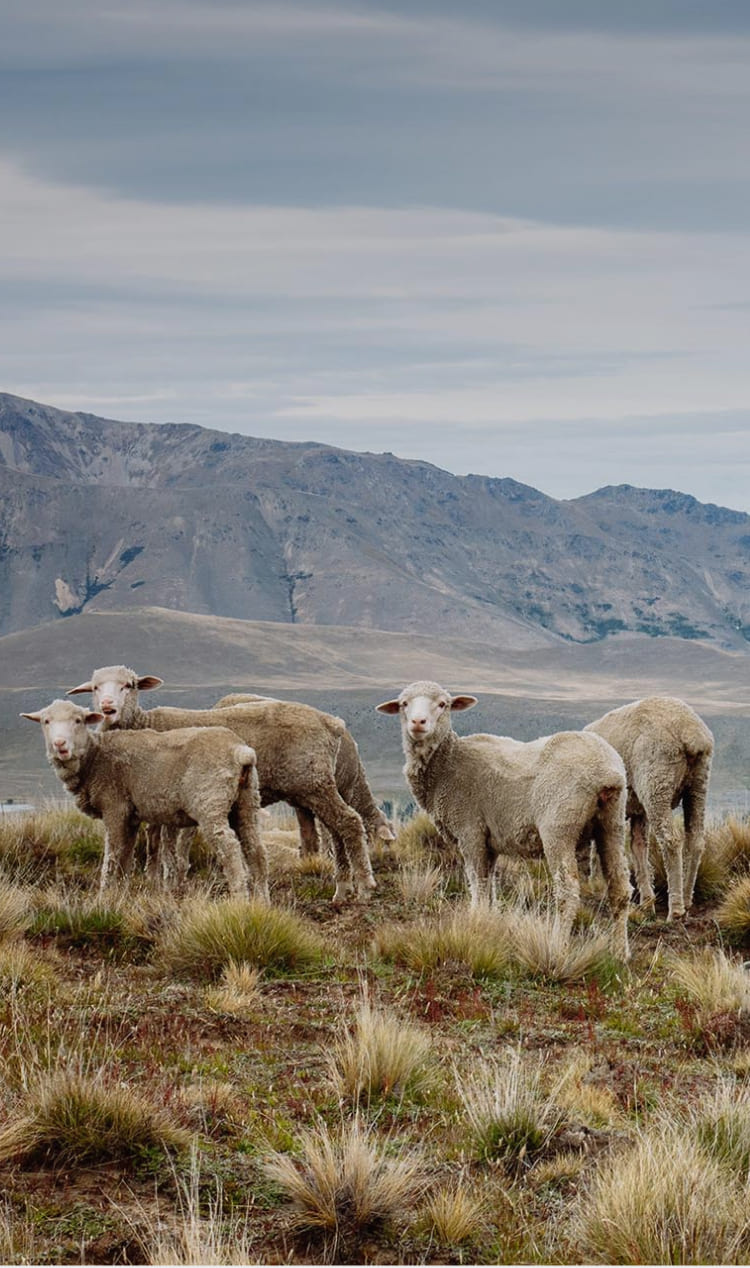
0, 1069, 190, 1169
569, 1124, 750, 1265
689, 1078, 750, 1179
457, 1047, 566, 1167
505, 906, 616, 983
0, 941, 55, 992
329, 1000, 433, 1106
134, 1148, 257, 1265
373, 902, 513, 978
263, 1117, 426, 1251
157, 897, 325, 979
0, 806, 103, 884
0, 880, 32, 941
29, 891, 155, 958
422, 1179, 488, 1248
205, 961, 262, 1016
716, 874, 750, 945
397, 862, 444, 904
672, 947, 750, 1020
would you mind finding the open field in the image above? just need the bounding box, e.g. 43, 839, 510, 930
3, 607, 750, 805
1, 806, 750, 1263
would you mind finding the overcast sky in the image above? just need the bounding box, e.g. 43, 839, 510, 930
2, 1, 750, 509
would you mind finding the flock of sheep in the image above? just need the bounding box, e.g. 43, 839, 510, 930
22, 665, 715, 959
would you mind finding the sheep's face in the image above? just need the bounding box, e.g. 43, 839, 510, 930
20, 700, 102, 764
376, 680, 477, 744
67, 665, 163, 725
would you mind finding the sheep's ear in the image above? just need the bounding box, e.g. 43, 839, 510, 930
85, 711, 104, 725
20, 711, 43, 723
137, 676, 163, 691
376, 699, 401, 715
451, 695, 478, 712
67, 680, 93, 696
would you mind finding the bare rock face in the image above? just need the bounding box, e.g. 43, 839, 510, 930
1, 391, 750, 649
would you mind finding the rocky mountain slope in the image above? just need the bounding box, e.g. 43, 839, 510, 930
2, 392, 749, 648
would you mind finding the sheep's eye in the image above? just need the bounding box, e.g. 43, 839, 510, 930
438, 701, 446, 710
75, 718, 82, 725
43, 720, 49, 726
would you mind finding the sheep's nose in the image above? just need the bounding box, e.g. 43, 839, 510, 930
53, 738, 68, 750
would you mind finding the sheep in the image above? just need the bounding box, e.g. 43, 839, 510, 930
66, 666, 376, 903
376, 680, 631, 960
584, 696, 714, 921
216, 692, 395, 856
21, 699, 267, 900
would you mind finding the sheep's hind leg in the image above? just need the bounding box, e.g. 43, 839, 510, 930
295, 807, 321, 857
629, 814, 655, 912
542, 835, 581, 945
305, 787, 374, 903
198, 820, 250, 899
592, 809, 631, 962
645, 798, 684, 921
681, 755, 711, 912
232, 789, 269, 904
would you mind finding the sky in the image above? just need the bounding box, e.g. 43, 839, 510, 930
2, 0, 750, 509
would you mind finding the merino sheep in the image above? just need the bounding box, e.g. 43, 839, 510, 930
21, 699, 267, 899
216, 692, 395, 855
584, 696, 714, 920
66, 666, 376, 903
377, 680, 631, 959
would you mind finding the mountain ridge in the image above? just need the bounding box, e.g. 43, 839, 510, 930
1, 391, 749, 650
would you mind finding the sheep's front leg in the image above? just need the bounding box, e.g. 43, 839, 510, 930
459, 826, 494, 907
100, 808, 137, 892
306, 786, 374, 903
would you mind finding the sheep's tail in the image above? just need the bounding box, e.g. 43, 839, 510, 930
235, 744, 257, 787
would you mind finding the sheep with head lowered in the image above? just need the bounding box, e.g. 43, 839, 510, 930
377, 680, 631, 959
584, 696, 713, 920
66, 666, 376, 904
216, 691, 395, 857
21, 699, 267, 899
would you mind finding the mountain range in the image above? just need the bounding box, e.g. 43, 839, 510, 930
2, 392, 749, 649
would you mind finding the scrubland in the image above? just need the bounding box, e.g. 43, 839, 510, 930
0, 805, 749, 1263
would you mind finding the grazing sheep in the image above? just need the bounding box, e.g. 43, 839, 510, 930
66, 667, 375, 903
21, 699, 267, 899
584, 696, 714, 920
377, 680, 631, 959
216, 692, 395, 856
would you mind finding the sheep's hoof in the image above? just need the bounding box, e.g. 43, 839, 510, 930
332, 881, 354, 906
356, 877, 377, 901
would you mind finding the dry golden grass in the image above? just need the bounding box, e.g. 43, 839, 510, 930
328, 1000, 433, 1105
157, 897, 326, 979
423, 1179, 488, 1247
397, 861, 444, 904
457, 1047, 567, 1165
0, 941, 55, 992
0, 879, 32, 941
0, 804, 103, 882
569, 1123, 750, 1264
716, 874, 750, 944
205, 959, 262, 1015
672, 947, 750, 1020
0, 1068, 190, 1168
373, 902, 513, 977
504, 906, 615, 982
262, 1117, 426, 1249
688, 1077, 750, 1179
555, 1051, 621, 1129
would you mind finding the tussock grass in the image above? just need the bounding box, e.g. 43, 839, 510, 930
505, 907, 615, 983
457, 1047, 566, 1166
373, 902, 513, 978
328, 1001, 433, 1105
672, 947, 750, 1020
569, 1124, 750, 1265
689, 1078, 750, 1179
29, 888, 159, 956
394, 811, 447, 861
397, 862, 444, 904
0, 941, 55, 992
205, 961, 262, 1015
0, 805, 103, 883
263, 1117, 426, 1249
0, 1068, 190, 1168
716, 874, 750, 944
423, 1179, 488, 1247
0, 879, 32, 941
555, 1051, 621, 1128
157, 897, 325, 979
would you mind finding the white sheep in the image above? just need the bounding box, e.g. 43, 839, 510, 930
66, 666, 376, 903
377, 680, 631, 959
215, 692, 395, 856
21, 699, 267, 899
584, 696, 714, 920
